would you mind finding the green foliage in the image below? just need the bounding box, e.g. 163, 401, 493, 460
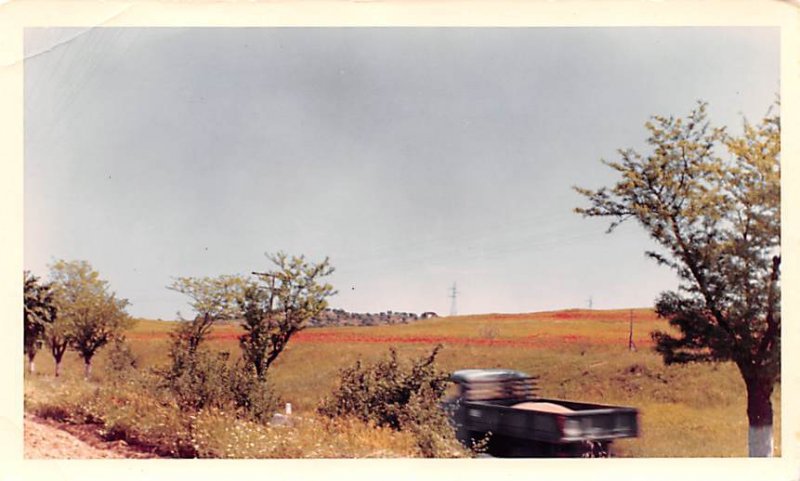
167, 275, 247, 353
105, 337, 139, 380
227, 364, 283, 424
159, 342, 280, 423
239, 252, 336, 378
48, 260, 133, 378
575, 103, 780, 372
575, 102, 780, 448
24, 271, 57, 366
318, 345, 465, 457
162, 272, 288, 424
160, 348, 231, 411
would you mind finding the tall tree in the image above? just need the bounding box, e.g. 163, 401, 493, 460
23, 271, 57, 374
49, 260, 133, 379
575, 102, 780, 456
239, 252, 336, 379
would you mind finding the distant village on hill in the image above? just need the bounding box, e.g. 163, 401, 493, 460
308, 308, 439, 327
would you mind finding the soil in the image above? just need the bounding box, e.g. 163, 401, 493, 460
24, 415, 161, 459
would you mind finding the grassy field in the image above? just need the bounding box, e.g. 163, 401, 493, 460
24, 308, 782, 457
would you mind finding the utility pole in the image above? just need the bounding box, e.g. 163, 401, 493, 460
587, 296, 593, 310
628, 309, 637, 351
449, 282, 459, 317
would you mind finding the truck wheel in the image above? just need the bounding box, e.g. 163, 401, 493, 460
582, 441, 610, 458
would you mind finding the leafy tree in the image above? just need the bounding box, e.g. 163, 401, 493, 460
49, 260, 133, 379
575, 102, 780, 456
164, 274, 246, 400
161, 273, 281, 421
167, 275, 246, 355
23, 271, 57, 374
239, 252, 336, 379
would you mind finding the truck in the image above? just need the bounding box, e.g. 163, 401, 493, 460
444, 369, 639, 457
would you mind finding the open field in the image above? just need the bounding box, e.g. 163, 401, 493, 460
24, 308, 781, 457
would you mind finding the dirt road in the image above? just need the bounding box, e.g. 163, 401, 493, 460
24, 415, 158, 459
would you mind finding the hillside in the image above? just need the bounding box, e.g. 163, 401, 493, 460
26, 307, 781, 457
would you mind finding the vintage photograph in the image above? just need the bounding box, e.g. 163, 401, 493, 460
22, 26, 780, 459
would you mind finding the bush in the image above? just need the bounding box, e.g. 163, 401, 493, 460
228, 363, 282, 424
158, 345, 280, 423
105, 337, 139, 379
318, 345, 467, 457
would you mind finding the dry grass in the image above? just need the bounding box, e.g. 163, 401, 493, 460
24, 375, 437, 458
24, 308, 782, 457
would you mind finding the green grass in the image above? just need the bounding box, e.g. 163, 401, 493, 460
24, 309, 782, 457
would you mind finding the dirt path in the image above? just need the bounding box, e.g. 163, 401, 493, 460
24, 415, 159, 459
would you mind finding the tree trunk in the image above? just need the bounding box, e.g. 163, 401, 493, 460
27, 351, 36, 374
84, 359, 92, 380
745, 376, 774, 457
255, 358, 266, 381
54, 359, 62, 378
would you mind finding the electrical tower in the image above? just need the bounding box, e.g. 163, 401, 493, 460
449, 282, 459, 317
587, 296, 593, 310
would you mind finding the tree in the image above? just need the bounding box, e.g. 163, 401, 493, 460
575, 102, 780, 456
49, 260, 133, 379
239, 252, 336, 379
167, 275, 246, 355
23, 271, 57, 374
164, 274, 246, 398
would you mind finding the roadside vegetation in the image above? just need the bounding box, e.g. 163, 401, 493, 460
25, 309, 781, 457
24, 252, 471, 458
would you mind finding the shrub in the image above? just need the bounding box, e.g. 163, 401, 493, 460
105, 337, 139, 379
318, 345, 467, 457
158, 344, 280, 422
228, 362, 282, 424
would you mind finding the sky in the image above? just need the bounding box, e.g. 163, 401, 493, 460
23, 27, 779, 320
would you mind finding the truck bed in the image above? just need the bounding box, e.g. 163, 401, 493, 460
457, 397, 639, 443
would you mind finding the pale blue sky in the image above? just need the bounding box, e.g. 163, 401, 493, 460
24, 28, 779, 319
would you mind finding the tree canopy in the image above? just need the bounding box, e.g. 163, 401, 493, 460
240, 252, 336, 378
23, 271, 57, 372
49, 260, 133, 378
168, 274, 247, 353
575, 102, 780, 456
